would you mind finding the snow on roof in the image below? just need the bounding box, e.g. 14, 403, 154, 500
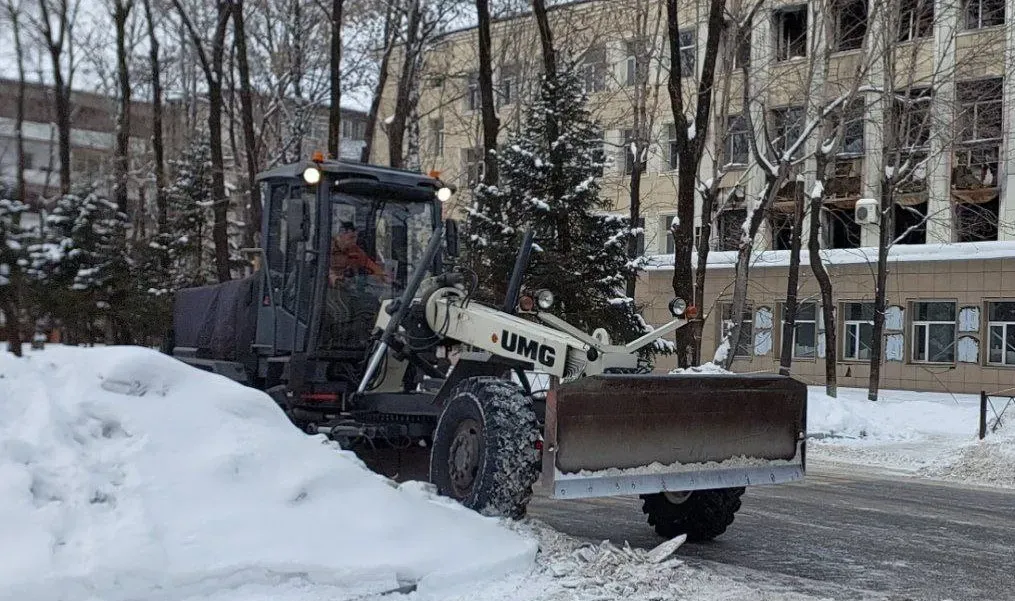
644, 240, 1015, 271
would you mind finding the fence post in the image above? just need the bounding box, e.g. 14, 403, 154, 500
979, 391, 988, 440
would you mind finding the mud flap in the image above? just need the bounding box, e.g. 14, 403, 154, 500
539, 374, 807, 500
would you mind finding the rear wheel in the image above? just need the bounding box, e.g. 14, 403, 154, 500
640, 487, 745, 542
429, 377, 541, 519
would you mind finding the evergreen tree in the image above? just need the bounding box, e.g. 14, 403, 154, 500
0, 184, 29, 355
164, 138, 216, 288
464, 64, 655, 350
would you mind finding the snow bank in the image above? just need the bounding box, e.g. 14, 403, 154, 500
0, 346, 536, 601
669, 362, 730, 375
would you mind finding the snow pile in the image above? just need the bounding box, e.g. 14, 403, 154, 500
0, 346, 536, 601
806, 386, 1015, 488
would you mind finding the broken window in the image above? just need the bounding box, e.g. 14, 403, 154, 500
987, 301, 1015, 366
965, 0, 1005, 29
899, 0, 934, 41
716, 207, 747, 251
775, 6, 808, 61
770, 106, 805, 159
911, 301, 956, 363
826, 205, 862, 248
895, 200, 928, 244
954, 196, 999, 241
724, 114, 750, 166
842, 302, 875, 360
829, 101, 866, 156
721, 303, 754, 358
835, 0, 868, 51
893, 87, 932, 149
581, 46, 608, 94
679, 30, 696, 77
958, 78, 1004, 144
769, 210, 794, 251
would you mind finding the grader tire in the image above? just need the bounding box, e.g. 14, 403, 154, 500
429, 377, 541, 519
640, 488, 746, 542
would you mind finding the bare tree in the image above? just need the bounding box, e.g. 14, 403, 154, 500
666, 0, 726, 366
142, 0, 166, 232
327, 0, 343, 159
233, 0, 263, 247
172, 0, 233, 282
111, 0, 134, 214
361, 0, 397, 162
2, 0, 27, 356
474, 0, 499, 185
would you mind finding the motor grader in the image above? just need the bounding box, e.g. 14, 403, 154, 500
169, 157, 807, 541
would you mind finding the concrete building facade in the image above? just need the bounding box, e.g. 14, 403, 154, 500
375, 0, 1015, 394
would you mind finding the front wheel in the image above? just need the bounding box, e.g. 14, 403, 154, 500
640, 488, 745, 542
429, 377, 541, 519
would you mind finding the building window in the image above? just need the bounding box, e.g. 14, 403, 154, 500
958, 78, 1003, 145
894, 88, 932, 149
725, 114, 750, 166
727, 22, 751, 68
625, 40, 649, 86
965, 0, 1005, 29
842, 302, 874, 360
429, 117, 444, 157
679, 29, 696, 77
716, 207, 747, 250
665, 124, 679, 170
769, 211, 794, 250
899, 0, 934, 41
955, 197, 999, 241
466, 73, 480, 111
783, 302, 818, 359
22, 152, 34, 170
775, 6, 808, 61
770, 106, 805, 159
826, 205, 862, 248
462, 147, 484, 187
911, 301, 956, 363
581, 46, 608, 94
987, 301, 1015, 365
663, 215, 676, 254
829, 101, 866, 156
835, 0, 868, 51
721, 303, 753, 358
895, 200, 928, 244
622, 129, 644, 175
499, 64, 519, 106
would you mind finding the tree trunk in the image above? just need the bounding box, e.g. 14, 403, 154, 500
778, 191, 805, 375
389, 0, 421, 169
808, 166, 836, 397
38, 0, 74, 197
867, 183, 893, 400
11, 2, 26, 206
233, 0, 262, 248
476, 0, 499, 185
693, 188, 717, 364
625, 158, 643, 299
143, 0, 166, 233
531, 0, 556, 81
667, 0, 725, 367
209, 2, 232, 282
113, 0, 133, 215
361, 2, 395, 163
328, 0, 343, 159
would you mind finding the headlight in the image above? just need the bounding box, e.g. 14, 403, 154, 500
536, 289, 555, 310
302, 166, 321, 185
436, 187, 453, 202
668, 297, 687, 317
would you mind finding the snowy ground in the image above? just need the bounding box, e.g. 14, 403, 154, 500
806, 386, 1015, 489
0, 346, 837, 601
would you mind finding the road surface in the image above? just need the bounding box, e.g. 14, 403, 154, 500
528, 467, 1015, 601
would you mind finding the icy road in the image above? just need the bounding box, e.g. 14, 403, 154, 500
529, 465, 1015, 601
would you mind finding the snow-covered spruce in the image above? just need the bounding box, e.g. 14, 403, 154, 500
429, 376, 541, 519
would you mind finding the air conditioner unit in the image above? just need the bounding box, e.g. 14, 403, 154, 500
854, 198, 879, 225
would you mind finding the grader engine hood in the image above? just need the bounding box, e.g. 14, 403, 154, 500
540, 373, 807, 499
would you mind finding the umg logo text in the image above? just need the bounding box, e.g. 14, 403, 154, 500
500, 330, 556, 368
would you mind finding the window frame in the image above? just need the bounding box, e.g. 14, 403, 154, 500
724, 113, 750, 167
665, 123, 679, 170
679, 29, 696, 77
775, 5, 809, 61
466, 73, 480, 111
986, 300, 1015, 366
770, 105, 806, 160
581, 46, 608, 94
663, 214, 676, 254
910, 300, 958, 364
834, 0, 868, 51
964, 0, 1005, 29
841, 301, 875, 362
899, 0, 935, 42
429, 117, 445, 157
781, 301, 819, 360
462, 147, 485, 188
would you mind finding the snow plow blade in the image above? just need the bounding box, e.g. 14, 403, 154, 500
540, 374, 807, 500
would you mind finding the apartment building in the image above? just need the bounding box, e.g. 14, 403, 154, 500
374, 0, 1015, 393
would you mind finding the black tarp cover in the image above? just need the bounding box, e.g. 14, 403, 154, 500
173, 273, 260, 361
